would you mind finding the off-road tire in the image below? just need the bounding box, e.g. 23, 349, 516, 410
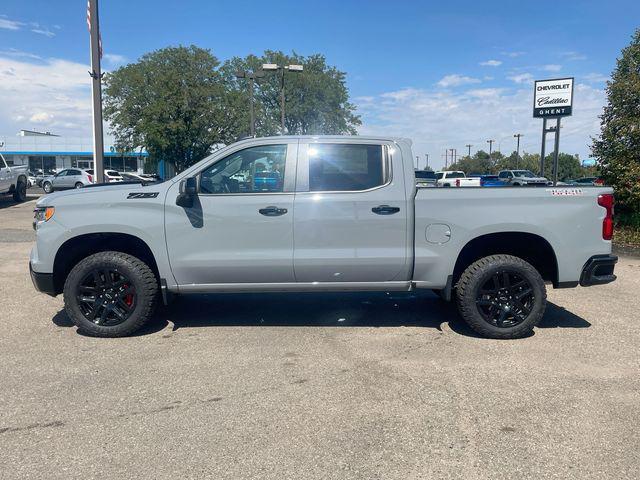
456, 254, 546, 339
63, 251, 158, 337
13, 178, 27, 202
42, 181, 53, 194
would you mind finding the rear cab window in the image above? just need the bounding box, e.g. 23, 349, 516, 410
305, 143, 389, 192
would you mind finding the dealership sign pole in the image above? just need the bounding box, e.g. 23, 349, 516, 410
534, 77, 574, 185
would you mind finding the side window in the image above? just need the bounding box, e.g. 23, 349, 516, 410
57, 170, 69, 177
200, 145, 287, 194
68, 169, 81, 176
498, 171, 508, 179
308, 144, 386, 192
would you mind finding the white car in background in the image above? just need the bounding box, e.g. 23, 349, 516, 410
85, 169, 124, 183
434, 171, 481, 187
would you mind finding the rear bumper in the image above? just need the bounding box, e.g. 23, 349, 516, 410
579, 255, 617, 286
29, 262, 57, 296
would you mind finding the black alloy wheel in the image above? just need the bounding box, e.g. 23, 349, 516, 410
76, 268, 136, 326
475, 270, 534, 328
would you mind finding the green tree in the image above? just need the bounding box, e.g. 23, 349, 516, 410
104, 45, 242, 173
543, 153, 583, 181
221, 50, 361, 136
592, 29, 640, 213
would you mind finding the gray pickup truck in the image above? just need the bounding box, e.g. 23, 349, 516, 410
30, 136, 617, 339
0, 153, 28, 202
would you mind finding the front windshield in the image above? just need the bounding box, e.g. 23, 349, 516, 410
513, 170, 536, 178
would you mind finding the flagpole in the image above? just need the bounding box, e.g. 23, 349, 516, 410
88, 0, 105, 184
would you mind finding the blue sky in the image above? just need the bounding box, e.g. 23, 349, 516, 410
1, 0, 639, 167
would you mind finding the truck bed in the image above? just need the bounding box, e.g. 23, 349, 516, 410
411, 186, 612, 288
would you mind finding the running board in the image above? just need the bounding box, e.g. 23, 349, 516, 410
174, 281, 413, 294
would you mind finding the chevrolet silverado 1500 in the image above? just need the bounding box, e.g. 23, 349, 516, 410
30, 136, 617, 339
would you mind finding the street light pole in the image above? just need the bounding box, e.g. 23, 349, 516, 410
513, 133, 523, 169
425, 153, 429, 169
235, 70, 264, 136
466, 144, 472, 157
262, 63, 303, 135
487, 139, 495, 160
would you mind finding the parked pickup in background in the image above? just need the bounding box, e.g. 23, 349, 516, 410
0, 153, 28, 202
498, 169, 551, 186
435, 171, 481, 187
30, 135, 617, 340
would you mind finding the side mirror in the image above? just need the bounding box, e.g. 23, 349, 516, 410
176, 177, 197, 208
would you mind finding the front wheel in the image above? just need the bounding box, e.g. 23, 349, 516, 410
13, 178, 27, 202
456, 254, 546, 339
42, 181, 53, 194
63, 251, 158, 337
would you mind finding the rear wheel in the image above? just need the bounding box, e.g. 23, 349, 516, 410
63, 251, 158, 337
456, 254, 546, 339
75, 182, 84, 189
42, 181, 53, 194
13, 178, 27, 202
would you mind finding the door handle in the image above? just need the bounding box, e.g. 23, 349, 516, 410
259, 206, 288, 216
372, 205, 400, 215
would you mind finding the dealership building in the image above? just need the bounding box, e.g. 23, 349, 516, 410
0, 129, 149, 174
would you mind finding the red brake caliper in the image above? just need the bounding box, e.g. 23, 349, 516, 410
123, 285, 134, 307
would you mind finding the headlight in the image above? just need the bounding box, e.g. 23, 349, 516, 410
33, 206, 55, 229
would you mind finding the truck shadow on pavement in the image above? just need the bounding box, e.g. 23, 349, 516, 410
0, 193, 40, 210
52, 291, 591, 339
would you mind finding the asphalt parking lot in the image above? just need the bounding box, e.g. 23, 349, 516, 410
1, 191, 639, 479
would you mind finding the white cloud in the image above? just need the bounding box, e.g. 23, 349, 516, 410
30, 112, 54, 123
543, 64, 562, 72
502, 51, 525, 58
437, 74, 481, 88
31, 27, 55, 38
584, 72, 609, 83
561, 51, 587, 61
0, 48, 42, 60
508, 73, 534, 84
480, 60, 502, 67
0, 55, 93, 137
0, 16, 24, 30
103, 53, 128, 67
356, 83, 605, 168
0, 15, 57, 37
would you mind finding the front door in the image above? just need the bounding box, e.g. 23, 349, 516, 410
292, 141, 410, 283
165, 141, 298, 286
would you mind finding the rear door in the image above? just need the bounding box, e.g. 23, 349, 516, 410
292, 140, 410, 283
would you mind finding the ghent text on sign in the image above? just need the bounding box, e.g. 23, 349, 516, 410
533, 77, 574, 118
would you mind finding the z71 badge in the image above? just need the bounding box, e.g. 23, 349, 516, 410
127, 192, 159, 199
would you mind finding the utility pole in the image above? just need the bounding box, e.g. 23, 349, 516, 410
513, 133, 523, 169
87, 0, 105, 183
262, 63, 303, 134
466, 144, 472, 157
444, 149, 448, 169
487, 139, 495, 160
449, 148, 457, 165
415, 155, 420, 169
424, 153, 429, 170
235, 70, 264, 136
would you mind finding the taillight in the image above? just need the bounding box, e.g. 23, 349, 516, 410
594, 178, 604, 186
597, 193, 614, 240
455, 179, 460, 187
87, 174, 93, 183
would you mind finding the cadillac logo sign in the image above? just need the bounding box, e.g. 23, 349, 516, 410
533, 77, 574, 118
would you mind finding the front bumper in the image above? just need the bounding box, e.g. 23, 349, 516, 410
29, 262, 57, 296
579, 255, 618, 286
